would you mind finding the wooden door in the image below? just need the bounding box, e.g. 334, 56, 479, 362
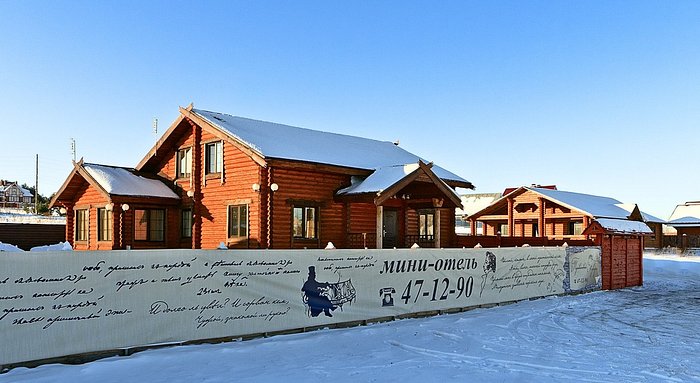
383, 210, 398, 248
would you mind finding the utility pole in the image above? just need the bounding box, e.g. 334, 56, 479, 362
35, 154, 39, 214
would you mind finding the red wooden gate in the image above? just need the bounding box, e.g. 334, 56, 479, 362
600, 235, 644, 290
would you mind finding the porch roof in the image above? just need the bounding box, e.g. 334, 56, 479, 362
336, 161, 462, 207
82, 164, 179, 199
50, 161, 179, 209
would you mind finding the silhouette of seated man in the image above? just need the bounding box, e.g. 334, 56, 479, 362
301, 266, 337, 317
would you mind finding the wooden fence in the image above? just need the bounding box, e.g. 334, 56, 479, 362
0, 223, 66, 251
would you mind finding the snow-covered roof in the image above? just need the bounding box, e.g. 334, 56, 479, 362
337, 162, 461, 204
529, 187, 633, 219
338, 164, 419, 195
191, 109, 469, 185
595, 218, 653, 235
616, 203, 665, 223
84, 163, 179, 199
0, 182, 31, 197
668, 202, 700, 227
457, 193, 502, 217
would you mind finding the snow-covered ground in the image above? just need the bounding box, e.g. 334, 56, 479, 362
3, 253, 700, 382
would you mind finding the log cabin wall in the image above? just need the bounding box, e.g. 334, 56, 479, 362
152, 127, 266, 249
474, 190, 592, 240
268, 166, 349, 249
440, 207, 455, 247
71, 183, 110, 250
347, 202, 377, 248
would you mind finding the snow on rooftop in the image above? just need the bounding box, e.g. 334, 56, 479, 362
596, 218, 653, 234
668, 202, 700, 226
457, 193, 502, 216
84, 164, 179, 199
192, 109, 469, 184
337, 163, 419, 195
529, 187, 633, 219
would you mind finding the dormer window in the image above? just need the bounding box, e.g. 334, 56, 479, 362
177, 147, 192, 179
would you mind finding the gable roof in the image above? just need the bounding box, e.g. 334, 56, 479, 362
50, 161, 179, 208
337, 161, 462, 207
526, 187, 634, 220
183, 108, 471, 187
0, 181, 31, 197
82, 163, 179, 199
668, 202, 700, 227
472, 186, 659, 223
457, 193, 502, 217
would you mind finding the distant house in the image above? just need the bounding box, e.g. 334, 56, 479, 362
667, 202, 700, 247
455, 193, 501, 235
467, 186, 660, 244
667, 202, 700, 232
0, 180, 33, 208
50, 105, 473, 250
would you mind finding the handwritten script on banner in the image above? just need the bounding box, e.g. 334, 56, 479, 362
0, 247, 600, 365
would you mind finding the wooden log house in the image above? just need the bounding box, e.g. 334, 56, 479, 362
467, 186, 661, 244
50, 105, 473, 250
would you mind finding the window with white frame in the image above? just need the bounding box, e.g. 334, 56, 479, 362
205, 141, 222, 175
177, 147, 192, 179
419, 210, 435, 239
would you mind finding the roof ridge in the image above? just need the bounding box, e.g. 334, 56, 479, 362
193, 108, 395, 145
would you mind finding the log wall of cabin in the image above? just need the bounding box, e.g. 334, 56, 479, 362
269, 166, 349, 249
474, 191, 592, 239
153, 128, 266, 249
71, 184, 111, 250
440, 207, 455, 247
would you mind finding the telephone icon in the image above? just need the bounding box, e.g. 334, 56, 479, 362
379, 287, 396, 307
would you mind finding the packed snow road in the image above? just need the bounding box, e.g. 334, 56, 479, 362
4, 255, 700, 382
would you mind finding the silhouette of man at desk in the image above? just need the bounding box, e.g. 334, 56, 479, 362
302, 266, 337, 317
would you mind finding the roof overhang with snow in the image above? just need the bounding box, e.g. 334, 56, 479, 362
336, 161, 463, 208
50, 160, 179, 209
138, 105, 473, 189
583, 218, 653, 236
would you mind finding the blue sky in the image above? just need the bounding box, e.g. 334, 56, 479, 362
1, 1, 699, 219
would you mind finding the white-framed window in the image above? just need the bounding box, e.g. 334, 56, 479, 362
205, 141, 222, 175
418, 210, 435, 238
177, 147, 192, 178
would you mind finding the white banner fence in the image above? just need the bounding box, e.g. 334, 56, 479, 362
0, 246, 601, 366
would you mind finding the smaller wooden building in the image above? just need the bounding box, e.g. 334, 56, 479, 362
583, 218, 652, 289
467, 186, 661, 245
667, 201, 700, 249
